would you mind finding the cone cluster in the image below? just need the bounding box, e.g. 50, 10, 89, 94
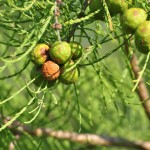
30, 41, 83, 87
122, 8, 149, 54
89, 0, 150, 54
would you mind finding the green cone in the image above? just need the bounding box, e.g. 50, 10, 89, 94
122, 8, 147, 33
135, 21, 150, 54
49, 41, 71, 64
70, 41, 83, 60
59, 60, 80, 85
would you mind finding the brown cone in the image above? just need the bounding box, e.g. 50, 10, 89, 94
42, 61, 60, 81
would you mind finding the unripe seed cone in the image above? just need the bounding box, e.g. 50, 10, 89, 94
135, 21, 150, 54
70, 41, 83, 60
49, 41, 71, 64
122, 8, 148, 33
59, 60, 80, 85
31, 44, 49, 65
42, 61, 60, 81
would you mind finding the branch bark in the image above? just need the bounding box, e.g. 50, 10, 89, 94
123, 34, 150, 120
4, 118, 150, 150
11, 127, 150, 149
130, 54, 150, 119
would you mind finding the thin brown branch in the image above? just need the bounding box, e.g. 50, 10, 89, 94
12, 127, 150, 149
130, 54, 150, 119
123, 34, 150, 120
3, 118, 150, 150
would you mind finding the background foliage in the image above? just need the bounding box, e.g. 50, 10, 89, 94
0, 0, 150, 149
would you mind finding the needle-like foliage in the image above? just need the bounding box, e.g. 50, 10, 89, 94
0, 0, 150, 150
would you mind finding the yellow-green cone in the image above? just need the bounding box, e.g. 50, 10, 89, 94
31, 44, 49, 65
122, 8, 147, 33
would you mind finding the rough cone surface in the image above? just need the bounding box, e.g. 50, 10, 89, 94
42, 61, 60, 81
